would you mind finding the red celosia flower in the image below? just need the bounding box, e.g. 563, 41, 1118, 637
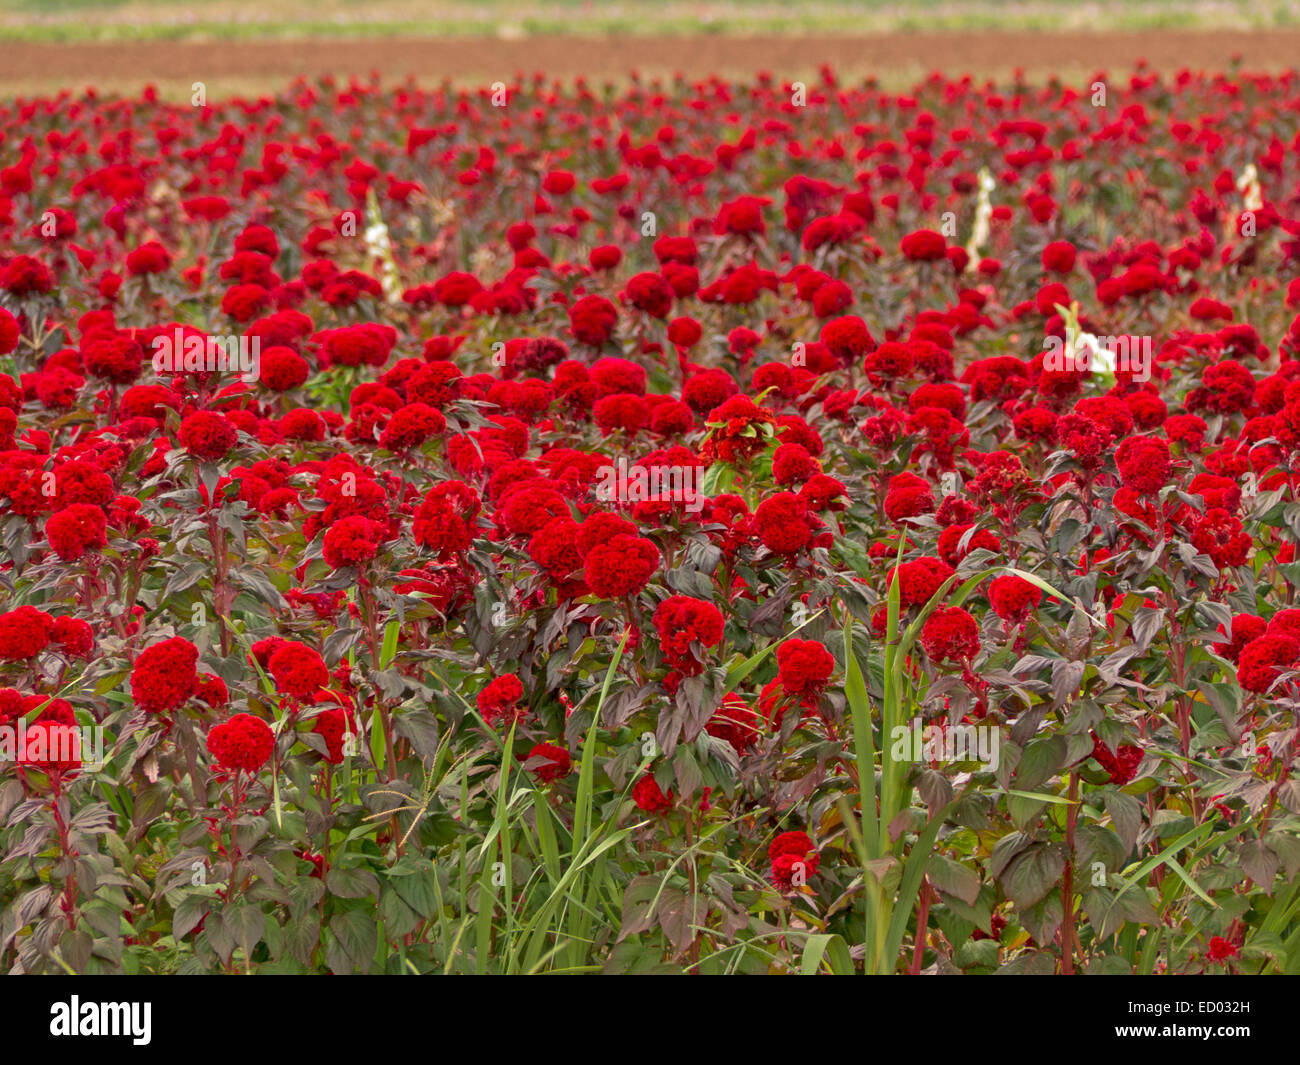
131, 636, 200, 714
622, 272, 675, 319
900, 229, 947, 261
1206, 936, 1239, 962
322, 515, 385, 570
1236, 635, 1299, 693
195, 672, 229, 708
883, 472, 934, 522
45, 504, 108, 561
0, 606, 53, 660
705, 693, 760, 753
1115, 436, 1173, 495
772, 442, 819, 485
820, 315, 876, 362
988, 575, 1042, 623
477, 673, 526, 725
379, 403, 446, 450
632, 773, 674, 813
125, 241, 172, 276
776, 639, 835, 701
258, 345, 310, 391
19, 709, 83, 780
207, 713, 275, 773
267, 642, 330, 699
937, 523, 1001, 567
653, 595, 725, 675
1190, 508, 1252, 569
520, 741, 572, 782
584, 534, 660, 599
754, 492, 816, 555
920, 605, 981, 663
414, 480, 480, 558
769, 830, 819, 889
312, 704, 355, 764
568, 294, 620, 346
1214, 614, 1266, 661
1091, 734, 1143, 785
701, 394, 777, 464
178, 411, 238, 461
51, 615, 94, 658
1041, 240, 1077, 273
889, 556, 955, 608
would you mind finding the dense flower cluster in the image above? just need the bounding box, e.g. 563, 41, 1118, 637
2, 63, 1300, 976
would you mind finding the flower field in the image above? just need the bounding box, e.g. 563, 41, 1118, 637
2, 63, 1300, 977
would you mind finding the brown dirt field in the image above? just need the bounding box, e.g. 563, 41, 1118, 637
0, 29, 1297, 98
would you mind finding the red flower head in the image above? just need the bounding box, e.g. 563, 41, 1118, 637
46, 616, 91, 660
45, 504, 108, 561
207, 713, 275, 774
900, 229, 948, 262
131, 636, 200, 714
1236, 635, 1300, 693
1206, 936, 1239, 963
776, 639, 835, 701
769, 830, 820, 889
322, 515, 385, 570
178, 411, 238, 462
621, 272, 675, 319
267, 642, 329, 699
477, 673, 526, 725
701, 395, 777, 464
988, 575, 1042, 624
1091, 734, 1143, 785
0, 606, 53, 660
632, 773, 675, 814
195, 672, 230, 708
705, 693, 760, 753
1115, 436, 1173, 496
820, 315, 876, 363
920, 606, 981, 663
889, 556, 955, 608
1191, 508, 1252, 570
18, 700, 83, 781
754, 492, 817, 555
312, 702, 356, 764
568, 294, 619, 346
520, 741, 572, 783
937, 523, 1001, 567
653, 595, 725, 675
1041, 241, 1077, 274
584, 534, 660, 599
258, 345, 310, 392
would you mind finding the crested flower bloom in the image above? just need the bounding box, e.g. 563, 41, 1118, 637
131, 637, 200, 714
769, 830, 819, 889
207, 713, 275, 773
477, 673, 526, 725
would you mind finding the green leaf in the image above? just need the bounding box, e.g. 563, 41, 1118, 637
325, 866, 379, 900
929, 855, 981, 906
1002, 843, 1066, 909
799, 933, 854, 975
327, 909, 377, 975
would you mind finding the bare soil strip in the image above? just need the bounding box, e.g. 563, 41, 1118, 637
0, 30, 1296, 97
